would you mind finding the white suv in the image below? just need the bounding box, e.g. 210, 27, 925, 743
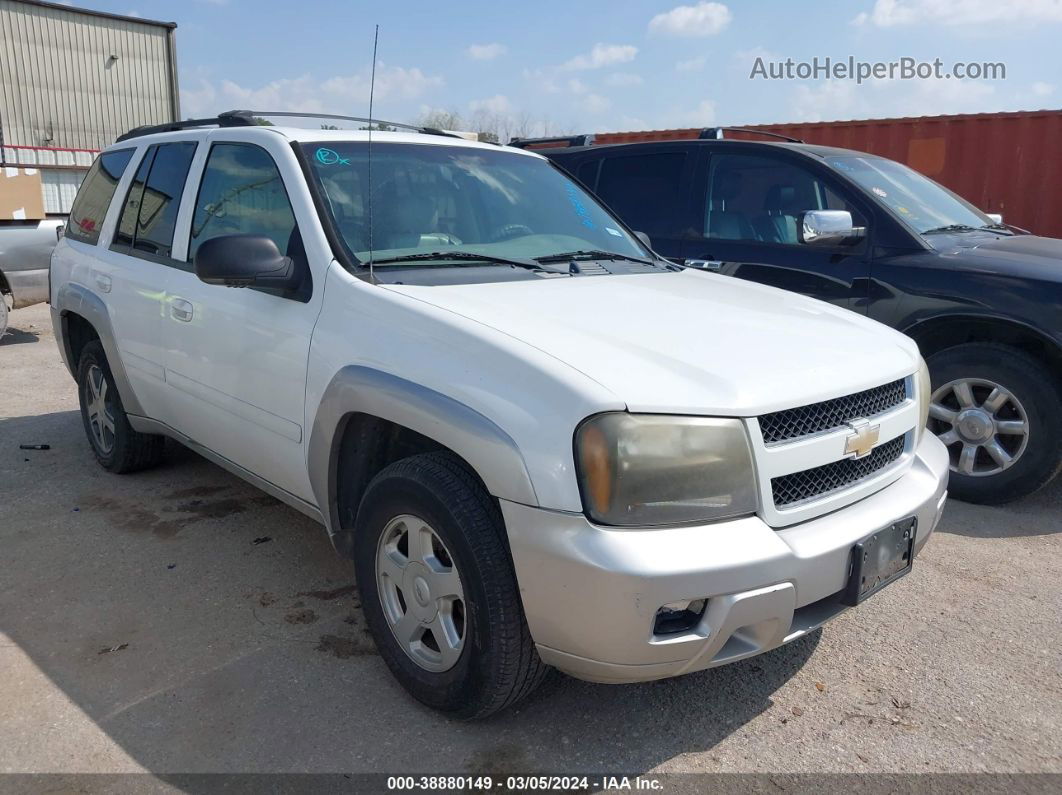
50, 111, 949, 718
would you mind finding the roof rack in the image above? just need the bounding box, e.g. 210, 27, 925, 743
116, 110, 464, 143
508, 134, 595, 150
506, 127, 803, 150
699, 127, 804, 143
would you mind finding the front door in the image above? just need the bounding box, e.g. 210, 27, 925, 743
161, 137, 322, 502
686, 149, 872, 311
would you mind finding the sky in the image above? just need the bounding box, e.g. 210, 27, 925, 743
73, 0, 1062, 136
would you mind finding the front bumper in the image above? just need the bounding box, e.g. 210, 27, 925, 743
501, 433, 949, 683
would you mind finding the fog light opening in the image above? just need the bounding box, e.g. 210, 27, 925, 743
653, 598, 708, 636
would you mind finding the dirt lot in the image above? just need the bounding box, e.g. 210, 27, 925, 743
1, 303, 1060, 776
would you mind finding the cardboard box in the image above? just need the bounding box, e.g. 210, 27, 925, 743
0, 167, 46, 220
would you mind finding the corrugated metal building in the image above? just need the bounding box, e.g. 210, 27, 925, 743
561, 110, 1062, 240
0, 0, 179, 213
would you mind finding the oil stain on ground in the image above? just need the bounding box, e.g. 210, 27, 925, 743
79, 487, 274, 539
315, 633, 377, 659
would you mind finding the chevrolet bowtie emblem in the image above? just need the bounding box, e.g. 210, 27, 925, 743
844, 419, 880, 458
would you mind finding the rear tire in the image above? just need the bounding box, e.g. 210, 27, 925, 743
926, 342, 1062, 504
354, 451, 548, 719
76, 340, 164, 473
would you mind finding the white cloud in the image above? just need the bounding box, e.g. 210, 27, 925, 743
854, 0, 1062, 27
584, 94, 612, 114
671, 99, 718, 127
561, 43, 638, 70
604, 72, 644, 86
1032, 80, 1055, 96
567, 78, 589, 95
789, 75, 1000, 122
466, 43, 507, 61
179, 63, 444, 118
676, 55, 708, 72
649, 2, 732, 37
469, 94, 512, 114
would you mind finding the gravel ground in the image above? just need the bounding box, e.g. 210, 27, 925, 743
1, 303, 1060, 778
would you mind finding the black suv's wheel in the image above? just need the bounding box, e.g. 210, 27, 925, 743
76, 340, 164, 473
926, 343, 1062, 504
354, 451, 548, 719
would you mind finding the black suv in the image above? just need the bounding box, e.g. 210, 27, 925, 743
523, 135, 1062, 505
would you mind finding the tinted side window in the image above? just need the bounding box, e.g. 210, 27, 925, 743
134, 142, 198, 258
705, 153, 866, 246
113, 142, 197, 259
595, 152, 686, 237
576, 160, 599, 190
114, 149, 155, 250
66, 149, 135, 245
189, 143, 297, 263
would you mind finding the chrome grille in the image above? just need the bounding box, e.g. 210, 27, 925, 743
759, 379, 907, 444
772, 436, 906, 508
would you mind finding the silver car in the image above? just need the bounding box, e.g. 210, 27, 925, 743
0, 218, 63, 337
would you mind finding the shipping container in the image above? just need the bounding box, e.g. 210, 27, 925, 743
555, 110, 1062, 239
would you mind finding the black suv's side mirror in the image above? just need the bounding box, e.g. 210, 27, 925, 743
194, 235, 300, 290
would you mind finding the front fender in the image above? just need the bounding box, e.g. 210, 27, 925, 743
307, 365, 539, 537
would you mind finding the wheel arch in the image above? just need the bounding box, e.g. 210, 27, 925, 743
904, 313, 1062, 391
53, 281, 144, 415
308, 366, 539, 557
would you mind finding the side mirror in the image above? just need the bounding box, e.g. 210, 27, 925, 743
798, 210, 865, 247
194, 234, 299, 290
986, 213, 1003, 225
634, 231, 652, 250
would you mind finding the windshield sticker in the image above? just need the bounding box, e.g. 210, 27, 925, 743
605, 227, 623, 237
872, 186, 887, 198
564, 183, 595, 229
315, 147, 350, 166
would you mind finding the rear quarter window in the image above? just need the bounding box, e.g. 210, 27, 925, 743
65, 149, 135, 245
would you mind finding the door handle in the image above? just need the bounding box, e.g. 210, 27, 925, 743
684, 259, 724, 271
170, 298, 194, 322
93, 273, 112, 293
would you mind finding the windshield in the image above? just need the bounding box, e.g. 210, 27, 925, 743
826, 155, 993, 235
303, 141, 650, 267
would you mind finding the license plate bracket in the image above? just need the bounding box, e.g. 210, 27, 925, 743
842, 517, 916, 606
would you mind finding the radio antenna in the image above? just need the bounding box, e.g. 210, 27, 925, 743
367, 23, 379, 283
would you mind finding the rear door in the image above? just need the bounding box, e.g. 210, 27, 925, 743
576, 144, 696, 262
93, 140, 198, 417
161, 134, 324, 501
685, 147, 872, 311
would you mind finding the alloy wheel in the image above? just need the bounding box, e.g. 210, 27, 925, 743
376, 514, 465, 672
85, 364, 116, 454
928, 377, 1030, 477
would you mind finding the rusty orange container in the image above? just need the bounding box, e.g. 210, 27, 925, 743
587, 110, 1062, 238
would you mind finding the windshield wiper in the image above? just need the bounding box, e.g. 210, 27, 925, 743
920, 224, 979, 235
979, 223, 1013, 233
367, 251, 564, 272
534, 249, 654, 265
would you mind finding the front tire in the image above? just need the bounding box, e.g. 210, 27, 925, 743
76, 340, 164, 473
926, 343, 1062, 504
354, 452, 548, 719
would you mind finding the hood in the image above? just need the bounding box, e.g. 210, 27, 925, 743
385, 270, 919, 416
931, 232, 1062, 280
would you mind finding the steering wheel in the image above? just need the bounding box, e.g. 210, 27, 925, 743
488, 224, 534, 242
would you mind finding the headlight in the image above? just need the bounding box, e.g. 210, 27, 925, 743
574, 413, 757, 527
915, 357, 931, 442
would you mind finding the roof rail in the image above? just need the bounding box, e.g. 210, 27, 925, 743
115, 109, 465, 143
508, 134, 595, 150
699, 127, 804, 143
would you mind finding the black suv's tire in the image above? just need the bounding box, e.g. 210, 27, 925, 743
926, 343, 1062, 504
76, 340, 164, 473
354, 451, 548, 719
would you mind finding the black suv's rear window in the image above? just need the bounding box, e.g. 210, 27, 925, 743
66, 149, 135, 245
